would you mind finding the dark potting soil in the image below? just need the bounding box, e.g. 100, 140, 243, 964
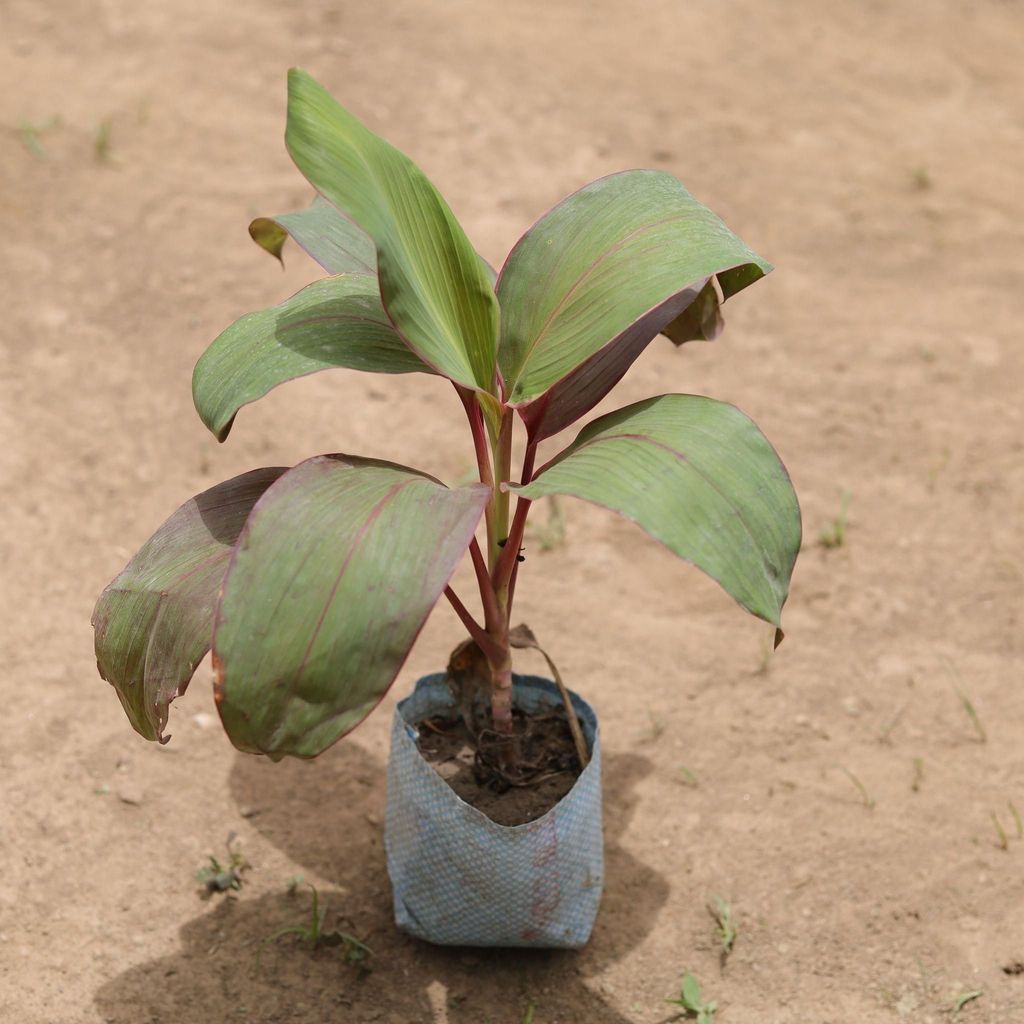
415, 708, 584, 826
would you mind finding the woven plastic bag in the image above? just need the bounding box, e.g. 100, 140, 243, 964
384, 672, 603, 948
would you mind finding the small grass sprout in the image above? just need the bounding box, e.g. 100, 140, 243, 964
95, 118, 113, 163
955, 688, 986, 744
877, 702, 907, 745
911, 757, 924, 793
667, 973, 716, 1023
952, 989, 982, 1014
818, 490, 850, 549
991, 812, 1009, 851
707, 894, 737, 961
259, 883, 372, 965
840, 766, 875, 809
911, 166, 933, 191
940, 656, 986, 743
18, 115, 61, 160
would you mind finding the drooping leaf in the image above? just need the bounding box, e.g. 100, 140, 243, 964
249, 194, 498, 285
213, 456, 489, 759
662, 278, 724, 346
91, 468, 287, 743
497, 170, 771, 440
248, 194, 377, 275
285, 69, 499, 392
509, 395, 800, 626
193, 274, 433, 442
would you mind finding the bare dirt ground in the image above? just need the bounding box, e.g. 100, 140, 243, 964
2, 0, 1023, 1021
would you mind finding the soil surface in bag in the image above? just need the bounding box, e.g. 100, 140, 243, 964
416, 709, 584, 826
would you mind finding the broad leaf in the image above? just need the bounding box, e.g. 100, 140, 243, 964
213, 456, 489, 759
249, 194, 498, 285
509, 395, 800, 627
285, 69, 499, 392
249, 195, 377, 275
193, 274, 433, 442
91, 468, 287, 743
497, 171, 772, 441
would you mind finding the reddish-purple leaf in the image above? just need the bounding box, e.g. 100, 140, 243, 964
213, 456, 489, 759
497, 171, 771, 441
92, 468, 287, 743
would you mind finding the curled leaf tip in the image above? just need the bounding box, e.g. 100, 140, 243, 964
248, 218, 288, 265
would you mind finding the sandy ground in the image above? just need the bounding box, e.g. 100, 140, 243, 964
2, 0, 1023, 1021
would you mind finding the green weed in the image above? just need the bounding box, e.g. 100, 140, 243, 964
941, 656, 986, 743
95, 118, 113, 163
840, 766, 875, 809
667, 974, 716, 1023
197, 835, 250, 894
644, 713, 668, 742
259, 883, 372, 965
911, 166, 933, 191
991, 812, 1008, 852
955, 689, 986, 744
18, 115, 61, 160
707, 894, 737, 961
911, 757, 924, 793
818, 490, 850, 549
878, 702, 907, 745
952, 989, 982, 1014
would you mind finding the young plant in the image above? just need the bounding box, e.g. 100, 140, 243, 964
92, 69, 800, 771
196, 835, 250, 895
259, 883, 372, 964
667, 974, 717, 1023
707, 894, 737, 962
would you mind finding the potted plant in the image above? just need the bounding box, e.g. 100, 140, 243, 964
92, 69, 801, 950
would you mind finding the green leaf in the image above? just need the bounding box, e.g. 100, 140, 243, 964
509, 395, 800, 626
193, 274, 433, 442
285, 69, 499, 392
213, 456, 489, 758
91, 468, 287, 743
681, 974, 703, 1010
497, 171, 771, 440
249, 195, 377, 275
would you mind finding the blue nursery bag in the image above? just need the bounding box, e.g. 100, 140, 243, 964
384, 673, 603, 948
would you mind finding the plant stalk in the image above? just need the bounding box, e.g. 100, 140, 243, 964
493, 441, 537, 604
457, 385, 499, 568
491, 411, 514, 570
469, 537, 502, 634
443, 586, 502, 664
456, 394, 535, 741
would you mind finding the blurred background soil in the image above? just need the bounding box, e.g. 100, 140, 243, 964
1, 0, 1022, 1021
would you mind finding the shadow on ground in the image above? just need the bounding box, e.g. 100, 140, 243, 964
95, 742, 667, 1023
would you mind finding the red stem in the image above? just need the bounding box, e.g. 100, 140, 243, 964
469, 537, 502, 633
492, 441, 538, 597
444, 586, 503, 663
456, 384, 498, 563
